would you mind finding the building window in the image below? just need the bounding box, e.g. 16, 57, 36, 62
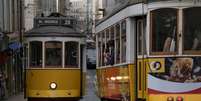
183, 7, 201, 52
29, 41, 42, 67
151, 8, 178, 54
65, 41, 79, 67
45, 41, 62, 67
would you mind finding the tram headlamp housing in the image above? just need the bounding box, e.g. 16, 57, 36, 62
50, 82, 57, 90
167, 96, 174, 101
177, 96, 183, 101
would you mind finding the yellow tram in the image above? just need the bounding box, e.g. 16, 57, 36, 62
95, 0, 201, 101
24, 14, 86, 101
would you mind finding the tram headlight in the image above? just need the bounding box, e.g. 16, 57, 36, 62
167, 96, 174, 101
50, 82, 57, 90
177, 96, 183, 101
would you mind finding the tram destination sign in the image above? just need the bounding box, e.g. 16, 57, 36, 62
34, 17, 75, 28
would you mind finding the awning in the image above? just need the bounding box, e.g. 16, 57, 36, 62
8, 42, 22, 51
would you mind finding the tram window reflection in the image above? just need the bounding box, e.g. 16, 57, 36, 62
45, 41, 62, 67
151, 8, 178, 53
183, 7, 201, 51
29, 41, 42, 67
65, 42, 79, 67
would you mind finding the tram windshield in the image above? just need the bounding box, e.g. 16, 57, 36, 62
29, 41, 42, 67
151, 8, 178, 53
45, 41, 62, 67
65, 42, 79, 67
183, 7, 201, 51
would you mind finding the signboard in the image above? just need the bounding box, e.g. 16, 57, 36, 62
34, 17, 75, 28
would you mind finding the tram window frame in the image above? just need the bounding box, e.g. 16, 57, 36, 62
183, 7, 201, 54
45, 41, 62, 68
29, 41, 43, 68
65, 41, 79, 68
150, 8, 179, 55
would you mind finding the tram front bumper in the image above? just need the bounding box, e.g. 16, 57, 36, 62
27, 89, 80, 98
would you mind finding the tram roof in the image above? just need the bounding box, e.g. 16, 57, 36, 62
25, 26, 85, 37
96, 1, 146, 26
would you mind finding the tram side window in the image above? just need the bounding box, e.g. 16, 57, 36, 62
121, 21, 126, 62
29, 41, 42, 67
183, 7, 201, 51
24, 44, 28, 68
103, 29, 114, 66
102, 32, 106, 66
115, 24, 120, 63
151, 8, 178, 53
45, 41, 62, 67
65, 42, 79, 67
137, 20, 143, 55
98, 33, 102, 67
108, 27, 115, 65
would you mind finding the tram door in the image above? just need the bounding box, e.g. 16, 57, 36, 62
136, 18, 147, 101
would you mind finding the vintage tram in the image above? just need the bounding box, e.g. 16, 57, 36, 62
96, 0, 201, 101
24, 14, 86, 101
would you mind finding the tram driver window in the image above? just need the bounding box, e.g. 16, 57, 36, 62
65, 42, 79, 67
151, 8, 178, 53
183, 7, 201, 52
45, 41, 62, 67
29, 41, 42, 67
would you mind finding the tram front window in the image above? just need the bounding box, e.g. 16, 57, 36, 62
65, 42, 79, 67
29, 41, 42, 67
151, 8, 178, 53
45, 41, 62, 67
183, 7, 201, 52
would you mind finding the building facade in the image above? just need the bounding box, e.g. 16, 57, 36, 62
24, 0, 38, 31
0, 0, 24, 100
37, 0, 69, 16
68, 0, 86, 32
24, 0, 71, 31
